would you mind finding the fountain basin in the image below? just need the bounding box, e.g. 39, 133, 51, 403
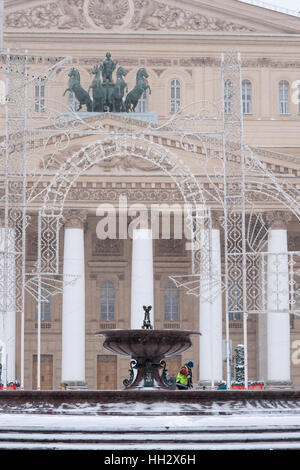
95, 329, 201, 389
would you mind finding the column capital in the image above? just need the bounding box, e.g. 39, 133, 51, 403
63, 209, 87, 229
265, 211, 291, 230
211, 212, 223, 230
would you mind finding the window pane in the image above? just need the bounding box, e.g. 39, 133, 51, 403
108, 311, 114, 321
164, 282, 179, 321
172, 311, 179, 321
242, 80, 252, 115
100, 288, 106, 298
100, 282, 115, 321
170, 80, 181, 113
34, 81, 46, 113
108, 288, 115, 298
224, 80, 233, 114
36, 287, 51, 322
279, 81, 289, 114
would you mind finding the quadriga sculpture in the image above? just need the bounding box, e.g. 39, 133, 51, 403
63, 57, 151, 114
124, 68, 151, 112
63, 68, 93, 112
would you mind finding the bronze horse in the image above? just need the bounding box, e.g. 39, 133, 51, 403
63, 68, 93, 112
125, 68, 151, 112
88, 65, 105, 112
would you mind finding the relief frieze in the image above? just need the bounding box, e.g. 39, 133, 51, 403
5, 0, 256, 32
92, 235, 124, 256
130, 0, 255, 32
66, 186, 184, 203
155, 238, 186, 257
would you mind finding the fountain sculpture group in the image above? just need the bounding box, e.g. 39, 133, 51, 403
96, 306, 201, 389
63, 52, 151, 113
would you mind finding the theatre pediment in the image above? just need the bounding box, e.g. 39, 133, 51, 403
37, 112, 300, 178
5, 0, 300, 34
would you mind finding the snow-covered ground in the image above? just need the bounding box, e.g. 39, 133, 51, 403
0, 412, 300, 450
1, 411, 300, 430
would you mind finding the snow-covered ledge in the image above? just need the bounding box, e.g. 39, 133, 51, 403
61, 210, 87, 390
60, 111, 158, 125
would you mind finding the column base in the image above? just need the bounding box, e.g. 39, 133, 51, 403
196, 380, 219, 390
60, 381, 88, 391
264, 380, 293, 390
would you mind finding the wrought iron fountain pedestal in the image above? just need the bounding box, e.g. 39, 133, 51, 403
96, 307, 201, 389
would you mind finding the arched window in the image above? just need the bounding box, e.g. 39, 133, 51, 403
34, 78, 45, 113
224, 79, 233, 114
100, 282, 115, 321
279, 80, 289, 115
164, 281, 179, 321
170, 79, 181, 113
137, 90, 148, 113
242, 80, 252, 114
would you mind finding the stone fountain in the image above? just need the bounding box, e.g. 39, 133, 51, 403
95, 306, 201, 389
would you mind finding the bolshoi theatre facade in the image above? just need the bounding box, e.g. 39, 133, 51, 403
1, 0, 300, 391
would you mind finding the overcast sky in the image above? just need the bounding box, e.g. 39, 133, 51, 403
240, 0, 300, 14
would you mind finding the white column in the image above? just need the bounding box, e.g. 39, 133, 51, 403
61, 210, 87, 388
266, 212, 291, 388
131, 228, 154, 329
199, 219, 223, 387
0, 0, 4, 51
0, 227, 16, 385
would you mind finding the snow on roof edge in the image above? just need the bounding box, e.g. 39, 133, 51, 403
238, 0, 300, 18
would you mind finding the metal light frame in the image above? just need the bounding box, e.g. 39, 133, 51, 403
0, 50, 300, 391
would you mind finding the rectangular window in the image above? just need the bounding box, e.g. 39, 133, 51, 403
164, 282, 179, 322
242, 80, 252, 115
34, 79, 45, 113
100, 282, 115, 322
279, 81, 289, 115
224, 80, 232, 115
170, 80, 181, 113
36, 286, 51, 322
